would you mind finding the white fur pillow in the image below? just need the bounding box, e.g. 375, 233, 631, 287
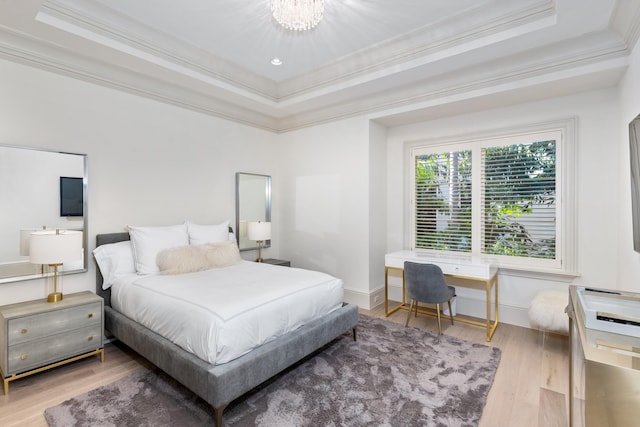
156, 240, 241, 275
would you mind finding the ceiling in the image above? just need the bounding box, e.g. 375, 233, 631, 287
0, 0, 638, 132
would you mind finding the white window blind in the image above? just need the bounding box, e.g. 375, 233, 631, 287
414, 149, 472, 252
481, 139, 557, 260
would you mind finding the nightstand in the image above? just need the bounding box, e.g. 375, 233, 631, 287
0, 291, 104, 394
262, 258, 291, 267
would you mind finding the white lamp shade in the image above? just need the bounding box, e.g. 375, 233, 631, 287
247, 221, 271, 241
30, 230, 83, 265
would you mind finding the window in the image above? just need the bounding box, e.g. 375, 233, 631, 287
410, 123, 575, 273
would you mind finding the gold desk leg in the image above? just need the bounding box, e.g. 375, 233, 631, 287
385, 266, 406, 316
485, 278, 491, 341
385, 266, 389, 315
485, 273, 499, 342
493, 274, 499, 338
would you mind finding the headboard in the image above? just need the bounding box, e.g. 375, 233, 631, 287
95, 227, 235, 307
95, 232, 130, 307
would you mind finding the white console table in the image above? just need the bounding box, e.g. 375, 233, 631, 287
385, 250, 499, 341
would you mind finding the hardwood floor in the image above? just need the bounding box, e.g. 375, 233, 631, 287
0, 305, 569, 427
0, 342, 151, 427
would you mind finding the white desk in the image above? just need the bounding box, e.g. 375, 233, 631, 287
385, 250, 499, 341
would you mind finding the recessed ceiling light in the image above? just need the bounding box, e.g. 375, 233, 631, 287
270, 58, 283, 66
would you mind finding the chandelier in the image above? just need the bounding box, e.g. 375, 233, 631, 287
270, 0, 324, 31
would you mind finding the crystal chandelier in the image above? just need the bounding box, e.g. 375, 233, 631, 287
270, 0, 324, 31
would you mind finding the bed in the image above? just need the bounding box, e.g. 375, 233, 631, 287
95, 230, 358, 427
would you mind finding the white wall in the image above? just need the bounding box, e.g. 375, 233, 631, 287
385, 88, 622, 326
617, 38, 640, 290
368, 121, 388, 307
278, 118, 373, 306
0, 58, 279, 305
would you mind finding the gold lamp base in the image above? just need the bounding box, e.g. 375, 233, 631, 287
47, 263, 63, 303
47, 292, 63, 303
255, 240, 264, 263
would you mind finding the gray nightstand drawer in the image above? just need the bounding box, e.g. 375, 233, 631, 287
7, 325, 102, 374
7, 302, 102, 346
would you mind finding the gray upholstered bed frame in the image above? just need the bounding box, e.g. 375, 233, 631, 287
95, 232, 359, 426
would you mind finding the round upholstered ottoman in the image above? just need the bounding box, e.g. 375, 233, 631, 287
528, 289, 569, 335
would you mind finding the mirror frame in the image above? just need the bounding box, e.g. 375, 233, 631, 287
235, 172, 271, 251
0, 144, 88, 284
630, 113, 640, 252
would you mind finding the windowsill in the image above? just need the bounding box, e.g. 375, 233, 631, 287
498, 266, 580, 282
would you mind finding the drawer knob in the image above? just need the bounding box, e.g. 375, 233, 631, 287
21, 354, 28, 360
21, 328, 28, 334
87, 313, 94, 319
88, 336, 93, 341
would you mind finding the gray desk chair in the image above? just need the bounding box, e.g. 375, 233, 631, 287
404, 261, 456, 334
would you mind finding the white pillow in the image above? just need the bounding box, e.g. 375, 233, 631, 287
93, 241, 136, 290
187, 220, 230, 245
128, 223, 189, 275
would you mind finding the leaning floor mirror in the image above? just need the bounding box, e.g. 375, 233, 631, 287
236, 172, 271, 251
0, 144, 88, 284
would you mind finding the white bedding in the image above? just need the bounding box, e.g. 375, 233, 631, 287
111, 261, 344, 365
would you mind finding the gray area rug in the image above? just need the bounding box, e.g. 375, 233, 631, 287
45, 315, 501, 426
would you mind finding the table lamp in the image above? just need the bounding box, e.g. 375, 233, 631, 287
30, 229, 83, 302
247, 221, 271, 262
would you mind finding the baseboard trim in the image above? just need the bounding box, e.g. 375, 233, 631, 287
344, 287, 385, 310
353, 286, 533, 329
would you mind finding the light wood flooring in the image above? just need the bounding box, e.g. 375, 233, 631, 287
0, 305, 569, 427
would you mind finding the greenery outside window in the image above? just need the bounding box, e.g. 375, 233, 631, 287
410, 123, 576, 274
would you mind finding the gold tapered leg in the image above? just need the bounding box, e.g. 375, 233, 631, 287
405, 300, 415, 326
436, 304, 442, 335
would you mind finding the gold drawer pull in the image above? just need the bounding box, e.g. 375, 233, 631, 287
21, 354, 28, 360
87, 313, 94, 319
21, 328, 28, 334
87, 336, 94, 342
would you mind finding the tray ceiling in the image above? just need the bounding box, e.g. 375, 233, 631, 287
0, 0, 638, 131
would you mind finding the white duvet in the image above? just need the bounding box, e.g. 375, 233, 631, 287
111, 261, 344, 365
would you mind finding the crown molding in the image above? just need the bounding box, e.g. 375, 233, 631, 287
610, 0, 640, 50
0, 23, 629, 133
276, 33, 629, 131
0, 26, 281, 132
38, 0, 279, 102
